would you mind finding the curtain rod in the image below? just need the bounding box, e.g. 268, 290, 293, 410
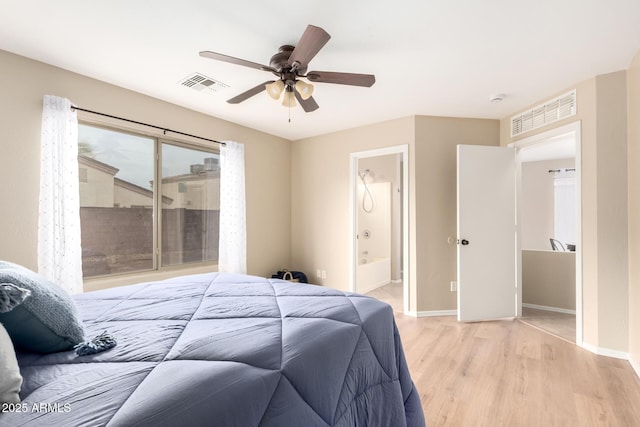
548, 168, 576, 173
70, 106, 226, 146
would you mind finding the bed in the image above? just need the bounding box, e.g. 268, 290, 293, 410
1, 271, 424, 426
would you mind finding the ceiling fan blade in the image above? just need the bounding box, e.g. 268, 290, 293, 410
306, 71, 376, 87
288, 25, 331, 69
199, 51, 274, 72
227, 81, 274, 104
294, 90, 319, 112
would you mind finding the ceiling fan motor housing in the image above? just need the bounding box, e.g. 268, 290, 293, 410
270, 45, 307, 74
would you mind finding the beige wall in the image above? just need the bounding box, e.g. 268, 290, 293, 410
291, 115, 499, 313
595, 71, 629, 351
0, 49, 292, 289
521, 159, 575, 250
522, 250, 576, 310
291, 116, 415, 299
500, 71, 629, 353
628, 49, 640, 370
414, 117, 499, 311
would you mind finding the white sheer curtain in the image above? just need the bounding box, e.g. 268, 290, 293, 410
553, 170, 576, 245
38, 95, 83, 294
218, 140, 247, 274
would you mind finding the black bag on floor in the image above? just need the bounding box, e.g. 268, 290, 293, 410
272, 270, 308, 283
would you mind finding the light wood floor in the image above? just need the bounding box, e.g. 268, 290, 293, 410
520, 306, 576, 343
367, 283, 640, 426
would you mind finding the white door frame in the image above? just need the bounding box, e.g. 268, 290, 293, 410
349, 145, 410, 314
509, 121, 583, 346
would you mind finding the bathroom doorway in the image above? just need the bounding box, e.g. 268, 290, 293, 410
349, 145, 409, 313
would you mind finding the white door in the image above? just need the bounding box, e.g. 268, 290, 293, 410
457, 145, 517, 322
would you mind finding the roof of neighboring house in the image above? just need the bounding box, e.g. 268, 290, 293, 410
78, 155, 119, 175
162, 170, 220, 184
114, 178, 174, 205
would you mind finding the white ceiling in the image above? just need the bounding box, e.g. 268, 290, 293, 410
1, 1, 639, 141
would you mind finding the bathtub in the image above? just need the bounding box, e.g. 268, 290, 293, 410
356, 257, 391, 294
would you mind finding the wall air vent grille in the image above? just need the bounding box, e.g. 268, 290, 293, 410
180, 73, 229, 93
511, 90, 576, 137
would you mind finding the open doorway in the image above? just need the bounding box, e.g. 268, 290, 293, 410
512, 122, 582, 344
349, 145, 409, 314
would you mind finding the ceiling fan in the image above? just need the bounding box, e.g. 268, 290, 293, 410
199, 25, 375, 112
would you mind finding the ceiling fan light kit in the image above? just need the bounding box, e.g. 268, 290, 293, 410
295, 80, 314, 100
282, 89, 297, 108
266, 80, 285, 100
199, 24, 375, 113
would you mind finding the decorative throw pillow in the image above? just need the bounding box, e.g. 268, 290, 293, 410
0, 261, 85, 353
1, 323, 23, 404
0, 283, 30, 404
0, 283, 31, 313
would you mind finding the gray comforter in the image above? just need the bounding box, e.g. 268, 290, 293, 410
2, 273, 425, 426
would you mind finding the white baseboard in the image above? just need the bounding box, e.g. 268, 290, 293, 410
581, 345, 639, 381
522, 303, 576, 315
406, 310, 457, 318
580, 342, 629, 360
630, 355, 640, 379
390, 279, 403, 284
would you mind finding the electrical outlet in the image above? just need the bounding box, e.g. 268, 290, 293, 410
450, 281, 457, 292
321, 270, 327, 279
316, 269, 322, 278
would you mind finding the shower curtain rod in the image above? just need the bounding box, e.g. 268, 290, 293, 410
548, 168, 576, 173
70, 106, 226, 146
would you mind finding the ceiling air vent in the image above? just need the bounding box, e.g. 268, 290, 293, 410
180, 73, 229, 93
511, 90, 576, 137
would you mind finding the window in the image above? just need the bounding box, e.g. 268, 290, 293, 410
78, 123, 220, 278
553, 169, 576, 246
78, 168, 88, 183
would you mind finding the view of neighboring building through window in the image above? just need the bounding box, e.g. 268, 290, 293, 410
78, 124, 220, 278
161, 143, 220, 267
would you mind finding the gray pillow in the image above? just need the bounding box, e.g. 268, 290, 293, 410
0, 283, 31, 313
0, 283, 30, 404
0, 261, 85, 353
